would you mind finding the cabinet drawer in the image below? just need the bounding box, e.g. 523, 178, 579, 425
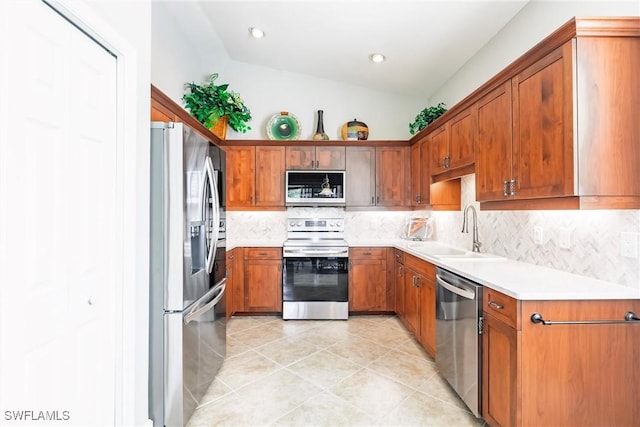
483, 288, 519, 328
404, 252, 435, 277
350, 247, 387, 260
244, 247, 282, 260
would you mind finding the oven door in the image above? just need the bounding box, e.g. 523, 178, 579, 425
282, 255, 348, 303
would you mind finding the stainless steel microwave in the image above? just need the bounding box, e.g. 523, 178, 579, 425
285, 170, 346, 206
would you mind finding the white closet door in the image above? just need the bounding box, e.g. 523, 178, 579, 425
0, 1, 119, 425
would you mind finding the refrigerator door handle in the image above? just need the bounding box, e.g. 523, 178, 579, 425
203, 157, 219, 274
184, 278, 226, 325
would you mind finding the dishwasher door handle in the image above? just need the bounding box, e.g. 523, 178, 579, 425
436, 274, 476, 300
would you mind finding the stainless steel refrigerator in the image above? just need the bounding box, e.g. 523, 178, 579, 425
149, 122, 227, 427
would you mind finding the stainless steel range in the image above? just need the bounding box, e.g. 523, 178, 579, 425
282, 218, 349, 320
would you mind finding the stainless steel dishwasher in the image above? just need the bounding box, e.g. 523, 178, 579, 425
435, 267, 483, 418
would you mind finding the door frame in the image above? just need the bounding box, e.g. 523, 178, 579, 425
43, 1, 143, 425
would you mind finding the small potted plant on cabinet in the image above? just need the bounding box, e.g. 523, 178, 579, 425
182, 73, 252, 138
409, 102, 447, 135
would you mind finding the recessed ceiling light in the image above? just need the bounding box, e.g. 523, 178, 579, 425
369, 53, 386, 63
248, 27, 265, 39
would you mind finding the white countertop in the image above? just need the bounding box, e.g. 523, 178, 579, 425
227, 239, 640, 301
227, 240, 285, 250
386, 239, 640, 301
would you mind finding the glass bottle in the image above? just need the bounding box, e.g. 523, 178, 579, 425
312, 110, 329, 140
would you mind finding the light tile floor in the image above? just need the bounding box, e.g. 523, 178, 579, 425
187, 315, 485, 427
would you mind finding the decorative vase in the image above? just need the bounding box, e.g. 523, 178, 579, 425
312, 110, 329, 141
344, 118, 368, 140
210, 115, 228, 140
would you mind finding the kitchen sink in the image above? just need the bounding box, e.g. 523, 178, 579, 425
406, 242, 467, 256
434, 252, 505, 261
405, 242, 504, 261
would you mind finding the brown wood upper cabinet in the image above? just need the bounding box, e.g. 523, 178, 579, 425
429, 106, 476, 177
410, 136, 430, 207
477, 44, 573, 204
410, 134, 462, 211
285, 146, 345, 170
477, 24, 640, 209
345, 146, 410, 207
224, 146, 285, 209
377, 146, 411, 206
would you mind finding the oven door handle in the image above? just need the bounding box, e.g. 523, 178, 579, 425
436, 274, 476, 300
283, 248, 349, 257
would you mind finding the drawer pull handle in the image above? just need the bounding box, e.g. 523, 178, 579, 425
531, 311, 640, 326
363, 252, 372, 255
488, 301, 504, 310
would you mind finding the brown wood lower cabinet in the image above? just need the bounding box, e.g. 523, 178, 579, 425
394, 249, 436, 358
348, 247, 394, 312
225, 248, 239, 318
483, 288, 640, 427
418, 270, 436, 357
242, 247, 282, 313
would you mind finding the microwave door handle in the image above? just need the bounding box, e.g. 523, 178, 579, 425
203, 157, 218, 274
435, 274, 476, 300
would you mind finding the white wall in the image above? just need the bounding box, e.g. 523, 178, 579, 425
429, 0, 640, 106
150, 2, 426, 140
151, 1, 213, 101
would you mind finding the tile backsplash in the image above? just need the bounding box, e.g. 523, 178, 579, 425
227, 174, 640, 290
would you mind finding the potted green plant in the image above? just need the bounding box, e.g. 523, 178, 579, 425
182, 73, 252, 136
409, 102, 447, 135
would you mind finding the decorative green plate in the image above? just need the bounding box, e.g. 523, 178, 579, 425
267, 112, 301, 140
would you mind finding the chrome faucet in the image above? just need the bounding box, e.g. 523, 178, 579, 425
462, 205, 482, 252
